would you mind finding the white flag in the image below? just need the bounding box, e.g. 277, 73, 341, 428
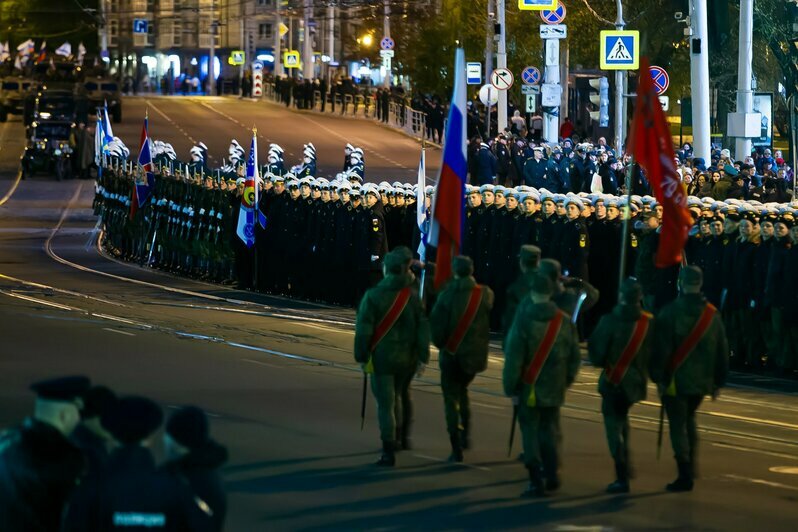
55, 42, 72, 57
416, 148, 426, 231
16, 39, 34, 56
77, 42, 86, 64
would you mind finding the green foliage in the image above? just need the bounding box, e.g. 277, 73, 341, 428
0, 0, 99, 49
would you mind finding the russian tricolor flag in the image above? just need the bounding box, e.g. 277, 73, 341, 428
429, 48, 467, 289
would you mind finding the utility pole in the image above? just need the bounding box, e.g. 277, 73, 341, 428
303, 0, 314, 80
383, 0, 391, 88
496, 0, 507, 132
485, 0, 494, 78
98, 0, 108, 61
689, 0, 711, 163
734, 0, 754, 161
327, 3, 335, 82
208, 1, 217, 96
613, 0, 625, 154
274, 0, 283, 77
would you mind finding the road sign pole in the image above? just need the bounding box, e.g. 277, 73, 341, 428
485, 0, 494, 81
733, 0, 754, 161
303, 0, 314, 80
690, 0, 711, 163
497, 0, 508, 133
383, 0, 392, 88
274, 0, 283, 78
543, 40, 559, 144
614, 0, 625, 154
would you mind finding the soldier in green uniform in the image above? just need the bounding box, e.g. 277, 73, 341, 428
588, 278, 655, 493
501, 245, 542, 335
430, 255, 494, 462
354, 246, 430, 466
650, 266, 729, 492
503, 274, 581, 497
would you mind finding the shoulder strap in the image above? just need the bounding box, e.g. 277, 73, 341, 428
444, 286, 483, 354
669, 303, 716, 374
605, 312, 652, 386
368, 287, 412, 352
522, 312, 565, 387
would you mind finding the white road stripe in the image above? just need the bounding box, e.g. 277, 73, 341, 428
102, 327, 135, 336
724, 474, 798, 492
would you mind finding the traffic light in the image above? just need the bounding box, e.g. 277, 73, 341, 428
589, 77, 610, 128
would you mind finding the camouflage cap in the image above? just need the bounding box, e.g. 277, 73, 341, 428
452, 255, 474, 277
679, 265, 703, 287
519, 245, 542, 266
619, 277, 643, 302
529, 273, 554, 297
384, 246, 413, 273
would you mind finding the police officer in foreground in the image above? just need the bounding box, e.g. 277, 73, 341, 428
71, 385, 118, 479
354, 246, 430, 466
588, 278, 655, 494
650, 266, 729, 492
0, 376, 90, 532
503, 274, 581, 497
63, 396, 213, 530
161, 406, 228, 532
430, 255, 494, 462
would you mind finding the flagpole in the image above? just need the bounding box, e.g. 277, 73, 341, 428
617, 155, 635, 293
252, 125, 259, 291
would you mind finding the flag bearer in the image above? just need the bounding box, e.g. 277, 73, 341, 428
588, 278, 655, 493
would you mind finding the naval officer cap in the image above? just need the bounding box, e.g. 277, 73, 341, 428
30, 375, 91, 402
478, 184, 494, 194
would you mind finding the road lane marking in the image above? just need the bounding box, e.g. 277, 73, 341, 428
724, 474, 798, 492
241, 357, 284, 369
146, 100, 198, 146
102, 327, 135, 336
412, 453, 491, 472
92, 313, 152, 329
0, 290, 80, 311
770, 466, 798, 474
0, 169, 22, 207
712, 442, 798, 461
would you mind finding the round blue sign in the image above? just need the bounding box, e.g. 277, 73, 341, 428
540, 1, 567, 25
521, 66, 541, 85
380, 37, 395, 51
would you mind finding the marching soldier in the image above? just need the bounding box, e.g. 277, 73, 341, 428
503, 273, 581, 497
650, 266, 729, 492
430, 256, 494, 462
588, 278, 655, 493
354, 247, 430, 466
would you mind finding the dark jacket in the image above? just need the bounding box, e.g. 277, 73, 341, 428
430, 276, 494, 374
589, 304, 654, 403
476, 147, 497, 185
160, 441, 228, 532
0, 418, 85, 532
63, 445, 213, 531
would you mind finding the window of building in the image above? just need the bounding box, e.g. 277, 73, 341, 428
257, 0, 273, 6
108, 19, 119, 46
259, 23, 273, 40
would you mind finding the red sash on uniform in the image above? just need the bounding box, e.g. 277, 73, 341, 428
522, 312, 564, 386
606, 312, 652, 386
665, 303, 716, 395
368, 287, 412, 352
444, 286, 483, 353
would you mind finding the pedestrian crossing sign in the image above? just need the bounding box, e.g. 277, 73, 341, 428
600, 30, 639, 70
284, 50, 300, 69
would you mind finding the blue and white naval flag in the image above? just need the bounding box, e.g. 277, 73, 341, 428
416, 148, 428, 261
236, 131, 259, 248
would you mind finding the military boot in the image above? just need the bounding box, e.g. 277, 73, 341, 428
606, 460, 630, 494
448, 434, 463, 463
376, 440, 395, 467
460, 420, 471, 450
666, 461, 694, 492
521, 466, 546, 498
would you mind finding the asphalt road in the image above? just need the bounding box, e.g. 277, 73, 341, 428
1, 99, 798, 531
112, 96, 442, 183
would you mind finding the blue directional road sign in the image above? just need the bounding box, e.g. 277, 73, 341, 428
540, 2, 566, 25
133, 19, 148, 34
518, 0, 557, 10
521, 66, 541, 85
600, 30, 639, 70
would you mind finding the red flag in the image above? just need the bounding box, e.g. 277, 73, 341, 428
629, 57, 692, 267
